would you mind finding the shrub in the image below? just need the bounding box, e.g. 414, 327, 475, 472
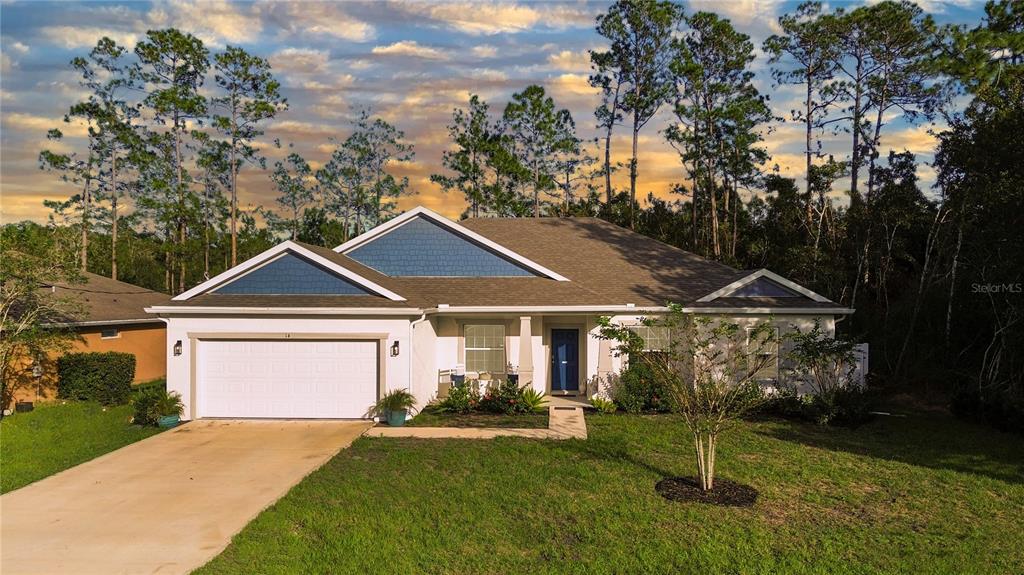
761, 384, 874, 427
951, 384, 1024, 435
590, 396, 617, 414
435, 384, 480, 414
57, 352, 135, 405
479, 379, 534, 415
519, 387, 548, 413
132, 387, 182, 426
607, 360, 675, 414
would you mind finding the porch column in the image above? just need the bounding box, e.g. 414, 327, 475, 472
517, 316, 534, 388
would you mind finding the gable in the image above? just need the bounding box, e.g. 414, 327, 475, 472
213, 253, 374, 295
726, 277, 801, 298
346, 217, 537, 277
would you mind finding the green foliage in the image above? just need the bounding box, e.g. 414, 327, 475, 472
434, 384, 481, 414
372, 389, 417, 417
479, 380, 533, 415
762, 385, 874, 427
607, 360, 676, 414
518, 387, 548, 413
56, 352, 135, 406
132, 387, 184, 426
590, 396, 618, 414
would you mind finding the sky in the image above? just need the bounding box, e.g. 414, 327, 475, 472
0, 0, 986, 224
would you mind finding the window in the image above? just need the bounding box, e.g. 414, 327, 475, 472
746, 327, 780, 380
464, 324, 506, 374
628, 325, 670, 352
100, 328, 120, 339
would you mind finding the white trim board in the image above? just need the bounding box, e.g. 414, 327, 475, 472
333, 206, 570, 282
172, 241, 407, 302
696, 269, 832, 303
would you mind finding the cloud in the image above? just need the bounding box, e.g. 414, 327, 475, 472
4, 113, 89, 137
396, 1, 597, 36
269, 47, 330, 74
472, 45, 498, 59
263, 2, 375, 42
40, 26, 141, 50
686, 0, 784, 27
8, 41, 29, 54
0, 53, 11, 74
372, 40, 450, 60
550, 73, 600, 96
147, 0, 261, 46
547, 49, 591, 72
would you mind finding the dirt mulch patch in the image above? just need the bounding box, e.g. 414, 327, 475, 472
655, 476, 758, 507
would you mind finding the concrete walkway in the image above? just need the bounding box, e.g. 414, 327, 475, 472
1, 419, 370, 575
366, 406, 588, 440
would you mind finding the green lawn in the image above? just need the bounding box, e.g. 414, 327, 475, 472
198, 411, 1024, 574
0, 401, 163, 493
407, 409, 549, 428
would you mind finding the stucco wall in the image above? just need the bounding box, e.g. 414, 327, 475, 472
163, 315, 412, 420
6, 323, 167, 408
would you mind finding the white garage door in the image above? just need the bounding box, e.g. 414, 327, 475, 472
198, 339, 378, 419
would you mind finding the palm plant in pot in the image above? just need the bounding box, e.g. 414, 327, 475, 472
155, 391, 185, 428
373, 389, 417, 426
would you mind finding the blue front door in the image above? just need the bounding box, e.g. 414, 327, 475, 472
551, 329, 580, 393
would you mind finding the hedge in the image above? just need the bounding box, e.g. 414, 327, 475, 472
56, 352, 136, 406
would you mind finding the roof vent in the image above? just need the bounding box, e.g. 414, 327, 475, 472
438, 303, 450, 309
625, 303, 635, 308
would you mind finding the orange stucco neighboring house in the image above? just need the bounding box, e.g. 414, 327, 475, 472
6, 272, 169, 410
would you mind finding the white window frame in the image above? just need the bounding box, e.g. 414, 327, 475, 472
464, 324, 507, 375
628, 325, 671, 352
100, 327, 121, 340
746, 326, 780, 380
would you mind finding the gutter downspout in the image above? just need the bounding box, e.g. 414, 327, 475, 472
408, 311, 428, 398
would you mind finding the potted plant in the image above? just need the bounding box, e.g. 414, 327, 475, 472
154, 391, 184, 428
373, 389, 417, 426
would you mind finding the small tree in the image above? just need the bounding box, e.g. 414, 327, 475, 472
0, 249, 84, 413
784, 319, 857, 401
599, 305, 775, 491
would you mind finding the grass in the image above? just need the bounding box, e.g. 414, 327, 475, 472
0, 400, 163, 494
198, 410, 1024, 574
406, 408, 549, 428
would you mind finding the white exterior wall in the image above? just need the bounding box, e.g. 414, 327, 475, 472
409, 316, 437, 411
164, 315, 412, 420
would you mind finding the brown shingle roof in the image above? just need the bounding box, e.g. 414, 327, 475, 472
50, 272, 169, 324
160, 217, 841, 311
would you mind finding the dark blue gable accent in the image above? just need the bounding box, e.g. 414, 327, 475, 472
346, 217, 537, 277
213, 252, 373, 295
729, 277, 800, 297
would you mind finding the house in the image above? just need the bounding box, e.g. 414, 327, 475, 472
7, 272, 169, 409
146, 206, 852, 421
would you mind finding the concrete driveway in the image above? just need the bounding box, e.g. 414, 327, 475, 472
1, 419, 371, 575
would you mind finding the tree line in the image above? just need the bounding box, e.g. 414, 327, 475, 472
4, 0, 1022, 419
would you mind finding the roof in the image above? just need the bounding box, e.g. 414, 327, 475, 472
49, 272, 169, 325
153, 213, 845, 314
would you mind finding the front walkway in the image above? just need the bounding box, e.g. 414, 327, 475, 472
1, 419, 370, 575
366, 406, 588, 440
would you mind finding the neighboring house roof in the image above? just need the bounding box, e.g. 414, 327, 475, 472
48, 272, 169, 326
151, 208, 850, 315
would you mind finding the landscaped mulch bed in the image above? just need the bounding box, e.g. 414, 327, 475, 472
655, 476, 758, 507
405, 410, 549, 428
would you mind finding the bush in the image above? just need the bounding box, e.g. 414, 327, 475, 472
607, 361, 676, 414
435, 384, 480, 414
57, 352, 136, 406
761, 385, 874, 427
590, 396, 617, 414
132, 387, 182, 426
951, 385, 1024, 435
479, 379, 533, 415
519, 387, 548, 413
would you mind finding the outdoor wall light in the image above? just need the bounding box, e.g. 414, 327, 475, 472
390, 340, 400, 357
173, 340, 182, 356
